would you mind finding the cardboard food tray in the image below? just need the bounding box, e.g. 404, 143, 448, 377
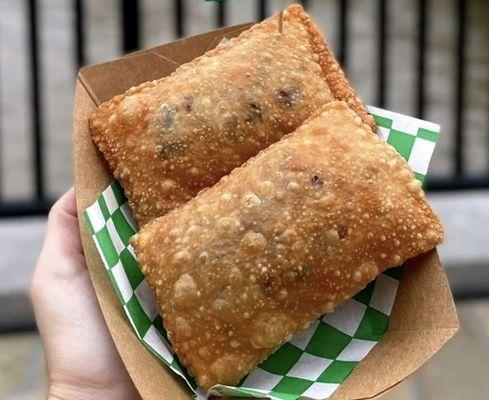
73, 24, 459, 400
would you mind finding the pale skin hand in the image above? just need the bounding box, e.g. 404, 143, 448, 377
30, 188, 141, 400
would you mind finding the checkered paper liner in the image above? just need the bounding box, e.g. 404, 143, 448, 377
83, 106, 440, 400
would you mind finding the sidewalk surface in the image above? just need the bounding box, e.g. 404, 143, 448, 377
1, 299, 488, 399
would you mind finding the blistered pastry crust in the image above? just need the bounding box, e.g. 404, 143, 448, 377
89, 5, 374, 226
132, 101, 443, 389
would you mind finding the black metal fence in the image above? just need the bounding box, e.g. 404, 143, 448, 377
0, 0, 487, 218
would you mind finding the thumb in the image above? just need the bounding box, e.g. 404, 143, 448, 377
43, 187, 84, 260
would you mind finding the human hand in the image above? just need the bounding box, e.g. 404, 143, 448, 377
30, 188, 141, 400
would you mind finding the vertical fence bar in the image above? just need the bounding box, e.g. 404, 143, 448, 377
377, 0, 388, 108
217, 0, 226, 28
258, 0, 267, 21
74, 0, 85, 68
0, 36, 2, 197
338, 0, 349, 69
121, 0, 140, 52
27, 0, 44, 199
175, 0, 185, 38
416, 0, 427, 118
454, 0, 466, 176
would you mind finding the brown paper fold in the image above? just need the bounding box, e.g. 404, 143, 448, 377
73, 24, 458, 400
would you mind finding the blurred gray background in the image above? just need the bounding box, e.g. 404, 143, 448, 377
0, 0, 488, 399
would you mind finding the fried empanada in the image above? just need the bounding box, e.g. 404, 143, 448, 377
132, 101, 443, 389
90, 5, 374, 226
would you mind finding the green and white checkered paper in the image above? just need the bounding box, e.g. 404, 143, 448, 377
83, 106, 440, 400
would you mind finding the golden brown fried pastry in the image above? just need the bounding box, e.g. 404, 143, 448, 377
132, 101, 443, 389
90, 4, 374, 226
